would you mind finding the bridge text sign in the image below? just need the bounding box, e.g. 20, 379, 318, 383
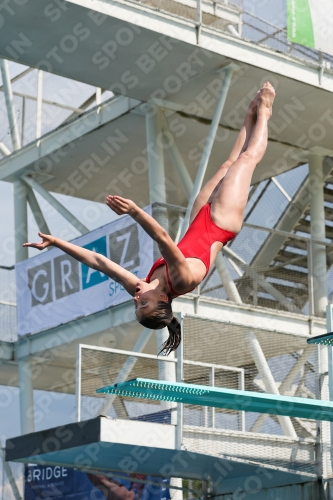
16, 208, 153, 336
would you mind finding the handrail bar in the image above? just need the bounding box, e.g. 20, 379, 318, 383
242, 221, 333, 248
79, 344, 244, 374
183, 359, 244, 373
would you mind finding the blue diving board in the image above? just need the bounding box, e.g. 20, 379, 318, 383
307, 331, 333, 346
97, 377, 333, 422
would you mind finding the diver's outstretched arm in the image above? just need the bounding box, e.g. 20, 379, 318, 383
23, 232, 138, 296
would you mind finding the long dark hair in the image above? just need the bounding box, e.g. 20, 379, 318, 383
138, 297, 181, 355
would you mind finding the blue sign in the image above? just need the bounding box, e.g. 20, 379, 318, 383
81, 236, 108, 290
25, 466, 170, 500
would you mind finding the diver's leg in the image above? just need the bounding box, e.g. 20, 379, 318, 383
210, 82, 275, 233
190, 91, 260, 224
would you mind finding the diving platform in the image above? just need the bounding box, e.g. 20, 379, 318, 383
5, 416, 316, 494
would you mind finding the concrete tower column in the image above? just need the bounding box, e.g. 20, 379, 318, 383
14, 180, 28, 263
0, 59, 21, 151
14, 179, 34, 434
145, 104, 176, 399
18, 357, 34, 435
309, 153, 328, 317
145, 105, 166, 206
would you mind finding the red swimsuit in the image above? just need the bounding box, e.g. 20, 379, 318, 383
145, 203, 236, 297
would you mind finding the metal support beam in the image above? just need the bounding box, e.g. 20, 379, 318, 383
98, 368, 128, 420
223, 245, 302, 314
36, 70, 43, 139
215, 253, 242, 303
22, 175, 89, 235
27, 187, 51, 236
14, 180, 28, 263
12, 90, 86, 114
309, 153, 328, 317
307, 239, 315, 316
21, 96, 25, 146
156, 329, 177, 419
145, 105, 166, 206
63, 94, 98, 124
0, 59, 21, 151
18, 357, 34, 435
250, 346, 314, 433
245, 332, 297, 438
180, 64, 235, 240
271, 176, 292, 202
162, 114, 193, 200
0, 142, 10, 156
0, 67, 33, 93
146, 105, 168, 262
96, 87, 102, 105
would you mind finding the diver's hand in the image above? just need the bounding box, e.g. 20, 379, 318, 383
106, 195, 138, 217
23, 232, 55, 250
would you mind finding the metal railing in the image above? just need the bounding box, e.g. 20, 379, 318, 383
0, 63, 109, 157
242, 10, 333, 67
130, 0, 243, 37
128, 0, 332, 66
76, 343, 245, 443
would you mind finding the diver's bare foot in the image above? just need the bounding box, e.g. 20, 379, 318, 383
258, 81, 275, 118
248, 90, 260, 116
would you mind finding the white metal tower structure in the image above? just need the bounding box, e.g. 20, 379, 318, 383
1, 1, 333, 499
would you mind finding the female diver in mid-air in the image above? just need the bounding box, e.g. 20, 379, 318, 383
24, 82, 275, 355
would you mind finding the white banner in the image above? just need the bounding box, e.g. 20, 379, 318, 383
287, 0, 333, 57
16, 207, 153, 336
